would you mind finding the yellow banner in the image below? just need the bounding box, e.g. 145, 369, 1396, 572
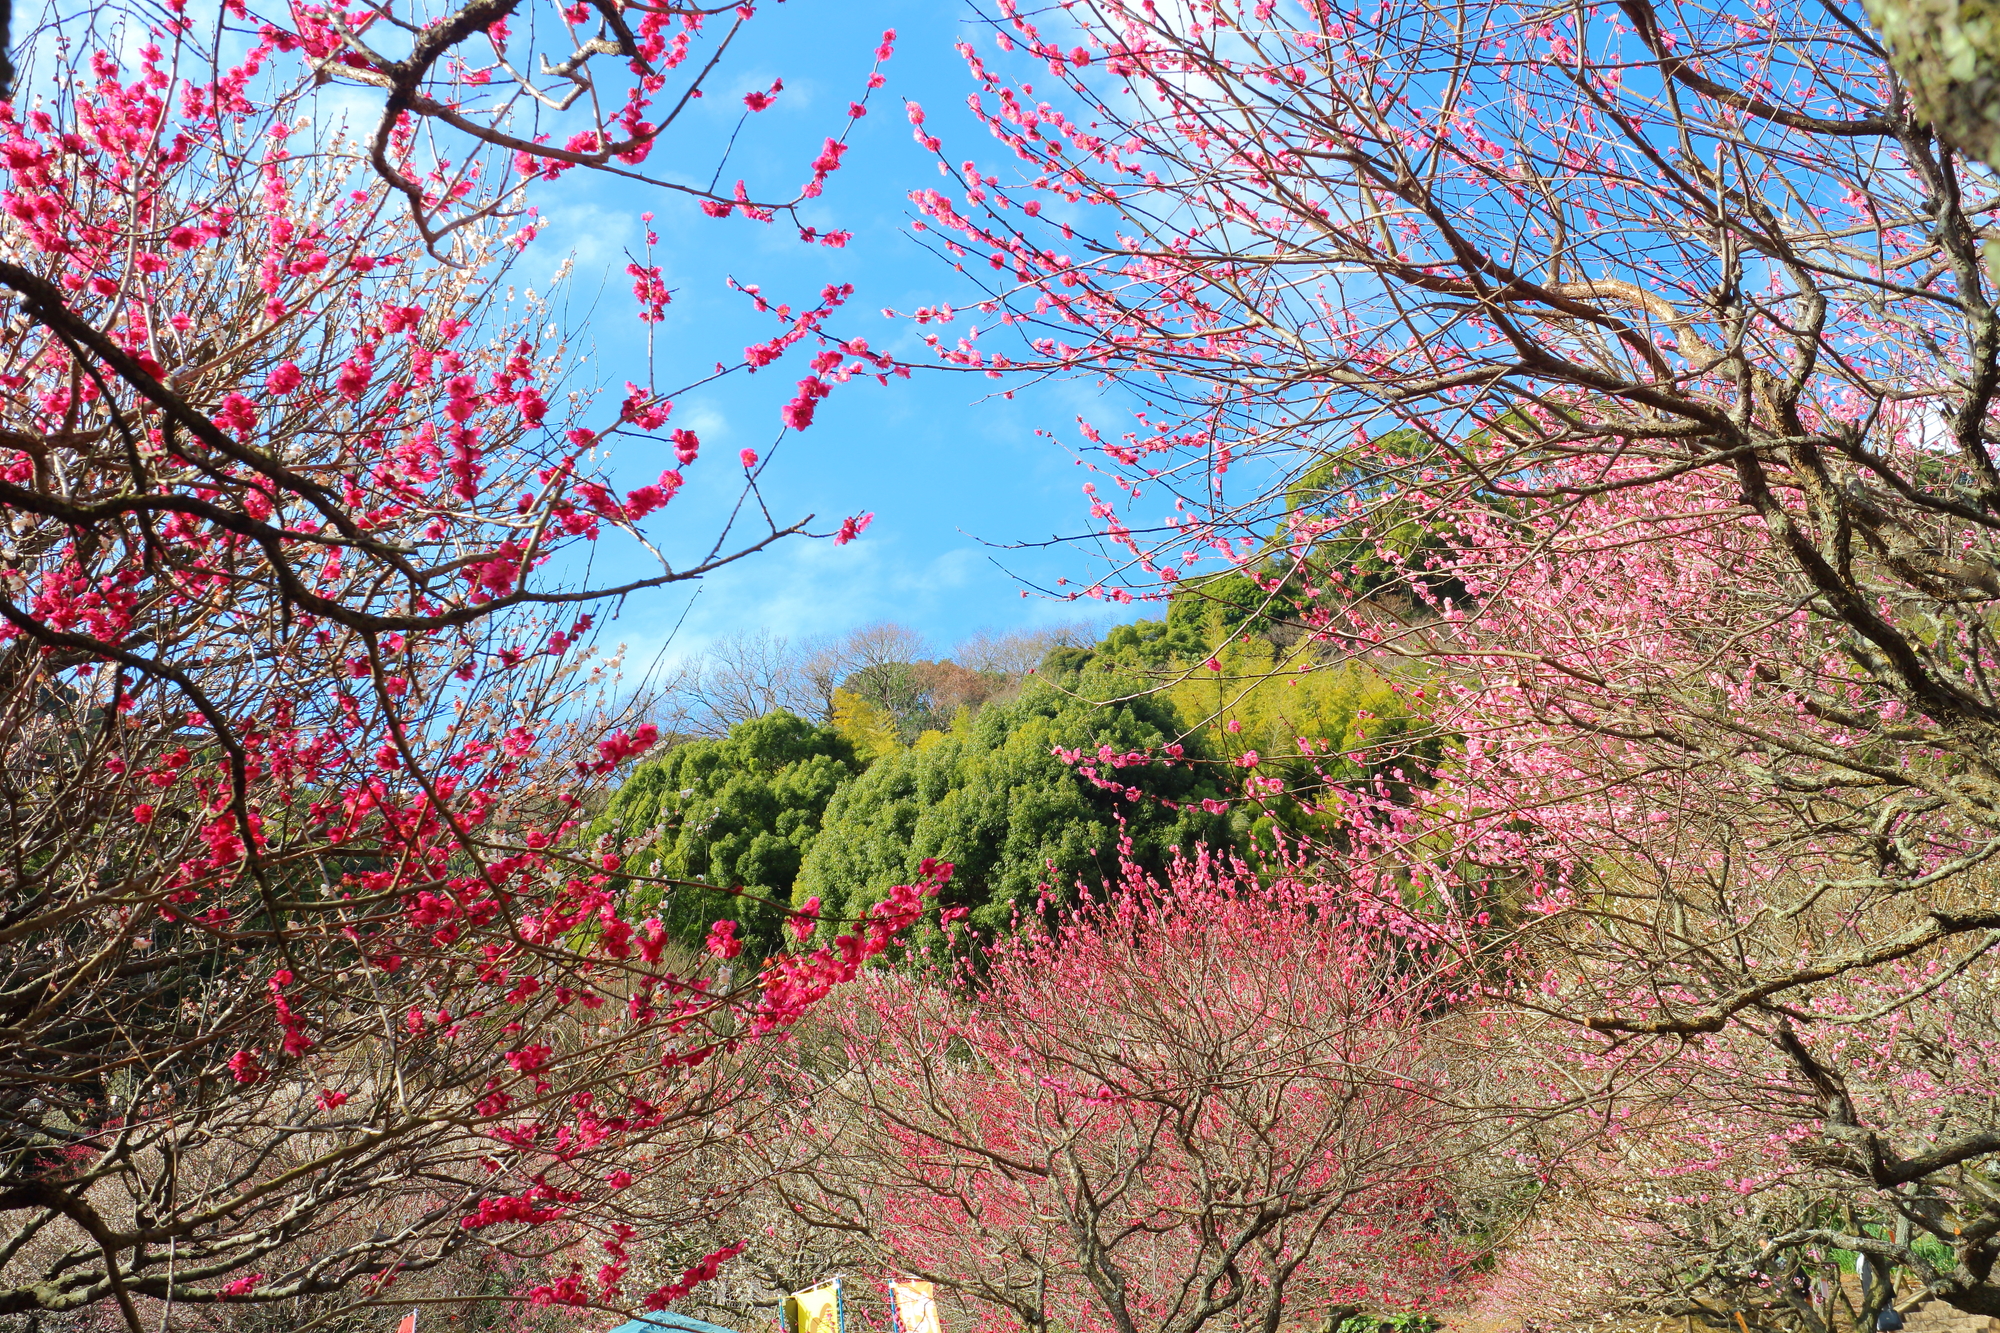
792, 1280, 842, 1333
890, 1281, 940, 1333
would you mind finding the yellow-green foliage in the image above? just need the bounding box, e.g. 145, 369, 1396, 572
1085, 572, 1444, 853
1162, 636, 1419, 772
1158, 636, 1435, 851
831, 687, 903, 761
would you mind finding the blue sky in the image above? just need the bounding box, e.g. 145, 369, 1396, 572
517, 0, 1148, 670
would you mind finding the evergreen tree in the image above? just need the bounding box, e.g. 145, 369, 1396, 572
593, 711, 859, 957
796, 674, 1230, 937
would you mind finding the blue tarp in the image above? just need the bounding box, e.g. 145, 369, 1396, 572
609, 1316, 743, 1333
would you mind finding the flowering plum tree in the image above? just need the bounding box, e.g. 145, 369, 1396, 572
780, 854, 1473, 1333
1456, 939, 2000, 1333
905, 0, 2000, 957
0, 0, 912, 1326
1857, 0, 2000, 171
896, 0, 2000, 1317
